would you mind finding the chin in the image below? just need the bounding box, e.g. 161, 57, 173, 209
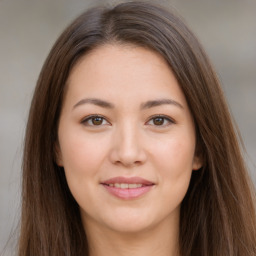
99, 208, 168, 234
107, 219, 155, 234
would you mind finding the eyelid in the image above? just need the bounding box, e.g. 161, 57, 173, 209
80, 114, 175, 127
81, 114, 111, 126
146, 114, 175, 126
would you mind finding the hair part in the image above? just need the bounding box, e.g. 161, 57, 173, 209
20, 1, 256, 255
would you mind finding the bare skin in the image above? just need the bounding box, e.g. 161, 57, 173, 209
57, 44, 202, 256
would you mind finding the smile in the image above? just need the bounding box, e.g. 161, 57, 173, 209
101, 177, 155, 200
106, 183, 144, 188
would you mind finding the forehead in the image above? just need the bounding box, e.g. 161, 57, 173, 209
64, 43, 188, 109
69, 43, 169, 79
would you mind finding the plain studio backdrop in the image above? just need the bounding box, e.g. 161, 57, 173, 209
0, 0, 255, 255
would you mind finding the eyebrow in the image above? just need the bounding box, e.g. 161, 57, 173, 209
73, 98, 114, 109
73, 97, 183, 110
140, 98, 184, 110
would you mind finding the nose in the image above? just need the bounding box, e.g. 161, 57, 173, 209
109, 123, 147, 167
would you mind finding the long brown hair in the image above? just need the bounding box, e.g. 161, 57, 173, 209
19, 1, 256, 255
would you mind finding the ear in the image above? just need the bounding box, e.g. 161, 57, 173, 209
54, 142, 63, 167
192, 155, 203, 171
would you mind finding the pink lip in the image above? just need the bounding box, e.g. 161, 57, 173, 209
101, 176, 155, 200
102, 176, 154, 185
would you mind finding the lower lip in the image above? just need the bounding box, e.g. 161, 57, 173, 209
102, 185, 153, 200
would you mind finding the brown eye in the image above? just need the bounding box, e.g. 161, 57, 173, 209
82, 115, 109, 126
153, 117, 165, 125
91, 117, 104, 125
146, 115, 174, 127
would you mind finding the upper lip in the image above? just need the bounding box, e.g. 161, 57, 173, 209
101, 176, 155, 185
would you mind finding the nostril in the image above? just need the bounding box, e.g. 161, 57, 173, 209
108, 134, 147, 166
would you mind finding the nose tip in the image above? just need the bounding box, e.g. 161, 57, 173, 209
114, 151, 145, 167
109, 129, 147, 167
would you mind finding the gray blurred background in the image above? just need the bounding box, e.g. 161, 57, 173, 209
0, 0, 255, 255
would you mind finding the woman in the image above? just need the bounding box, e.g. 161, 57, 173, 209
19, 1, 256, 255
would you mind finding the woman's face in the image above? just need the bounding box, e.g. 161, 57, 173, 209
57, 44, 202, 234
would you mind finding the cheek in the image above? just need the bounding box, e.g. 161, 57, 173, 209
60, 131, 108, 173
155, 141, 194, 213
59, 132, 109, 208
152, 135, 196, 171
150, 133, 195, 195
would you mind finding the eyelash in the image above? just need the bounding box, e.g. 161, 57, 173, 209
81, 114, 175, 127
81, 115, 110, 126
146, 115, 175, 127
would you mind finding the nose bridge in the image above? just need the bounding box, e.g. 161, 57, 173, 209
110, 120, 146, 166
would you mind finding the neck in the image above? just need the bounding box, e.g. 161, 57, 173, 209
84, 215, 180, 256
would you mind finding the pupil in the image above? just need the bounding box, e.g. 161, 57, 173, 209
92, 117, 103, 125
154, 117, 164, 125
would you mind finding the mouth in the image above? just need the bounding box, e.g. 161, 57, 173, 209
100, 176, 155, 200
104, 183, 146, 189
